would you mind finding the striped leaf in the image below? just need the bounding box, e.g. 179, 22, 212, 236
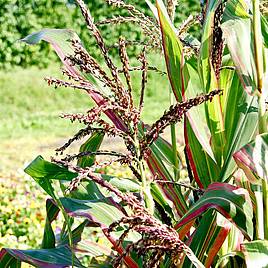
181, 211, 231, 268
58, 197, 139, 268
156, 0, 215, 165
222, 0, 257, 95
233, 133, 268, 183
78, 132, 104, 168
0, 246, 84, 268
175, 182, 253, 240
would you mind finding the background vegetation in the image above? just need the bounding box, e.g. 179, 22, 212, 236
0, 0, 199, 69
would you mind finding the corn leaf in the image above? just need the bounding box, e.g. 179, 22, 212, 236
78, 132, 104, 168
175, 182, 253, 240
148, 143, 188, 218
241, 240, 268, 268
233, 133, 268, 183
58, 197, 139, 268
222, 0, 257, 95
21, 29, 85, 79
42, 199, 60, 249
75, 240, 112, 258
0, 246, 84, 268
24, 155, 77, 198
156, 0, 215, 162
181, 211, 231, 268
219, 68, 258, 180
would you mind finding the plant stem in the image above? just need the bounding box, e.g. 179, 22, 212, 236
170, 90, 180, 180
48, 183, 74, 267
139, 159, 154, 214
254, 185, 264, 239
135, 135, 154, 214
263, 179, 268, 239
258, 94, 267, 133
253, 0, 267, 241
253, 0, 263, 93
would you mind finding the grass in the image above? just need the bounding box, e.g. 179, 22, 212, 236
0, 54, 170, 172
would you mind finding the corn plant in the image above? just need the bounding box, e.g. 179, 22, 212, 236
1, 0, 268, 267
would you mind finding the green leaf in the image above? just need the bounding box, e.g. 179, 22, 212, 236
75, 240, 112, 258
241, 240, 268, 268
24, 155, 77, 197
148, 141, 188, 218
101, 175, 141, 192
233, 133, 268, 183
78, 132, 104, 168
42, 199, 60, 249
58, 197, 139, 268
59, 197, 125, 227
156, 0, 188, 101
21, 29, 86, 80
182, 211, 231, 268
156, 0, 216, 164
0, 246, 84, 268
175, 182, 253, 240
219, 69, 258, 181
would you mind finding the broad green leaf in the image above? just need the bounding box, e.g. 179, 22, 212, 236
241, 240, 268, 268
220, 70, 258, 181
58, 197, 139, 268
0, 246, 84, 268
233, 133, 268, 183
25, 155, 77, 181
24, 155, 77, 197
175, 182, 253, 240
59, 197, 125, 228
101, 175, 140, 192
185, 120, 220, 188
78, 132, 104, 168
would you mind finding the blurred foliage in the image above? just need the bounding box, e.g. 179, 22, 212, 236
0, 171, 47, 249
0, 0, 200, 69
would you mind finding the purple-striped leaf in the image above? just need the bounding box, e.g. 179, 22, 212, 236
156, 0, 215, 165
222, 1, 257, 95
233, 133, 268, 183
181, 211, 231, 268
58, 197, 139, 268
0, 246, 84, 268
175, 182, 253, 240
